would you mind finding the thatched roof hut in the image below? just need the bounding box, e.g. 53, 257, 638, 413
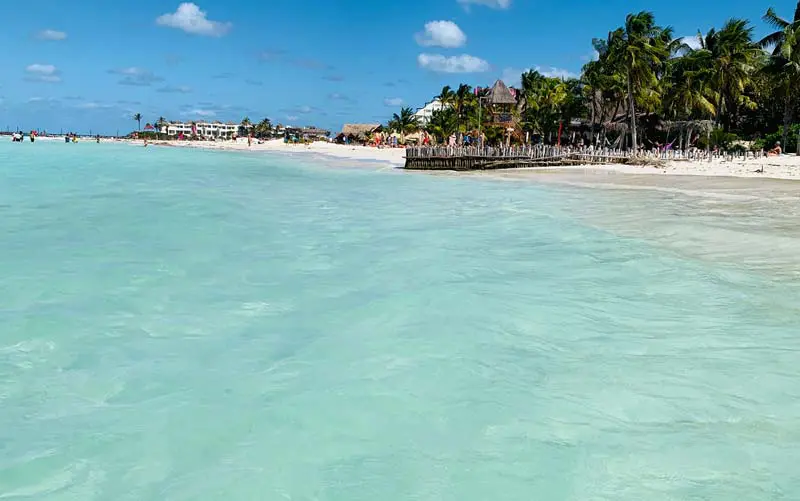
486, 80, 517, 105
341, 123, 382, 137
337, 123, 382, 143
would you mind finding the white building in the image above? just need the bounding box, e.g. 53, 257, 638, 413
413, 98, 447, 126
160, 121, 243, 139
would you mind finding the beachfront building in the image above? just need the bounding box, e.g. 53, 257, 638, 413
413, 98, 447, 126
482, 80, 522, 145
483, 80, 518, 126
160, 121, 242, 139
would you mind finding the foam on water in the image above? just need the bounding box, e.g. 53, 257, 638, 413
1, 141, 799, 500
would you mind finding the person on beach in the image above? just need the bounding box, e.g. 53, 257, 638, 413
768, 141, 782, 156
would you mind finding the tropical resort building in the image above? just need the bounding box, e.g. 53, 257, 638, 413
159, 121, 244, 139
413, 98, 447, 126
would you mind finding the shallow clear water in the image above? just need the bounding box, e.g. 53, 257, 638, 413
2, 141, 799, 500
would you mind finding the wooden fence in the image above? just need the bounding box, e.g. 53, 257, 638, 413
404, 145, 768, 171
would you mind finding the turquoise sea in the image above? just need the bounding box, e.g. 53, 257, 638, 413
2, 140, 800, 500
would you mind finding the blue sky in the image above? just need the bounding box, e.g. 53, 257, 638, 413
0, 0, 788, 135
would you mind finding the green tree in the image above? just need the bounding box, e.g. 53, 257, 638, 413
696, 19, 760, 130
156, 116, 167, 134
255, 118, 273, 138
388, 107, 420, 143
424, 107, 458, 143
760, 2, 800, 147
133, 113, 142, 131
662, 46, 717, 120
599, 11, 670, 151
455, 83, 473, 134
240, 116, 252, 136
581, 56, 626, 146
437, 85, 456, 109
520, 70, 568, 142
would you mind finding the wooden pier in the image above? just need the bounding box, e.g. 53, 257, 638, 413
404, 145, 767, 171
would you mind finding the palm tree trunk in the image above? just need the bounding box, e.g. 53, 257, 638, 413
782, 91, 792, 150
626, 71, 637, 153
590, 94, 597, 146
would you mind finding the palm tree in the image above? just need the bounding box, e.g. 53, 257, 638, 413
437, 86, 456, 109
520, 70, 568, 142
455, 83, 473, 135
662, 48, 716, 121
760, 2, 800, 147
696, 20, 760, 131
425, 107, 458, 143
240, 116, 252, 136
133, 113, 142, 131
256, 118, 272, 139
388, 107, 419, 143
599, 12, 670, 151
581, 56, 627, 146
156, 116, 167, 134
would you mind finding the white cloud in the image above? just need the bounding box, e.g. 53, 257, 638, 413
537, 66, 578, 79
502, 65, 577, 83
76, 102, 113, 110
27, 96, 59, 105
26, 64, 57, 74
36, 29, 67, 41
157, 85, 193, 93
156, 3, 231, 37
415, 21, 467, 48
286, 115, 299, 121
581, 50, 600, 62
25, 64, 61, 83
328, 92, 354, 103
680, 35, 702, 51
181, 108, 217, 117
418, 53, 490, 73
501, 67, 523, 86
458, 0, 511, 10
384, 97, 404, 106
298, 105, 312, 114
109, 67, 164, 86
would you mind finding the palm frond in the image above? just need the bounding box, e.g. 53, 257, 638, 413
763, 8, 790, 30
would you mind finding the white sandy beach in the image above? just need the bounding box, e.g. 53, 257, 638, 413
148, 138, 409, 167
125, 137, 800, 180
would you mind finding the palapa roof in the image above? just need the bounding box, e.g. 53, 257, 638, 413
486, 80, 517, 105
302, 127, 330, 136
341, 123, 382, 136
